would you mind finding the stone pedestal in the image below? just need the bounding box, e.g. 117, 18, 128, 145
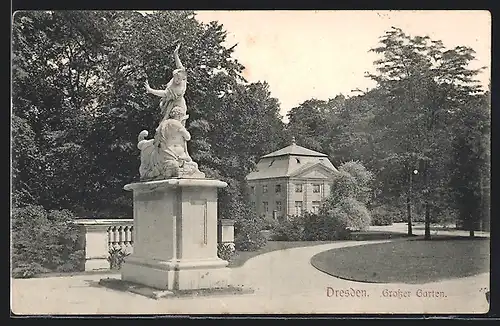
76, 222, 109, 271
121, 178, 230, 290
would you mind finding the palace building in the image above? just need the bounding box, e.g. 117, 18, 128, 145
246, 138, 338, 220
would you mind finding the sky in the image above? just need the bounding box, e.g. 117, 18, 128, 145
194, 10, 491, 121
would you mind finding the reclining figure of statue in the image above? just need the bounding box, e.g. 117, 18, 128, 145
137, 106, 205, 181
145, 43, 187, 123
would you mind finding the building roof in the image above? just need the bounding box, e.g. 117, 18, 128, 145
246, 138, 338, 181
262, 143, 328, 158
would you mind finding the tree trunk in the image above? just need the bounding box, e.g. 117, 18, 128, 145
423, 162, 431, 240
406, 195, 413, 236
407, 170, 413, 236
424, 199, 431, 240
469, 213, 475, 238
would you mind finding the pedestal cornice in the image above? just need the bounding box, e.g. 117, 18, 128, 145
124, 178, 228, 192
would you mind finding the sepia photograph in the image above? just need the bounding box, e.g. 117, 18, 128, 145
10, 10, 491, 315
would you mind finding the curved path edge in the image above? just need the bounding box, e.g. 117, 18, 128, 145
11, 234, 489, 314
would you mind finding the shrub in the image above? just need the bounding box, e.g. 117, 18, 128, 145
322, 196, 371, 233
11, 205, 84, 278
302, 211, 349, 241
217, 242, 235, 261
370, 205, 400, 226
331, 197, 371, 231
328, 171, 358, 202
107, 247, 131, 270
262, 217, 278, 230
271, 215, 305, 241
234, 211, 268, 251
338, 161, 373, 204
431, 204, 458, 227
320, 161, 373, 234
234, 231, 267, 251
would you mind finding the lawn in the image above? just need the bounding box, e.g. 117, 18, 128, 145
228, 231, 412, 268
310, 235, 490, 284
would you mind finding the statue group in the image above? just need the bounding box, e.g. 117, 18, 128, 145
138, 44, 205, 180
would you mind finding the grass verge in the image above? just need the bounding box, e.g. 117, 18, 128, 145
311, 235, 489, 284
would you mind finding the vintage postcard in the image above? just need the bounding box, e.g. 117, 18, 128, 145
11, 10, 491, 315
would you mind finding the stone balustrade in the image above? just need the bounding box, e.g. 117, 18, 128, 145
73, 219, 134, 271
74, 218, 235, 271
107, 224, 134, 252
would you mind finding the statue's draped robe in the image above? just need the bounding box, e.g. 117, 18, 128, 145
160, 81, 187, 122
139, 119, 187, 180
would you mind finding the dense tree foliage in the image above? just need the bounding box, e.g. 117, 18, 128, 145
12, 13, 489, 240
12, 11, 285, 221
286, 27, 490, 237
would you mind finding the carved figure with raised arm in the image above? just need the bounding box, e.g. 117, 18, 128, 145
145, 43, 188, 123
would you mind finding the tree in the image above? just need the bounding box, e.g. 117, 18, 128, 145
322, 161, 373, 232
449, 92, 490, 236
285, 98, 336, 154
366, 27, 486, 239
12, 11, 114, 211
11, 10, 287, 224
11, 114, 45, 207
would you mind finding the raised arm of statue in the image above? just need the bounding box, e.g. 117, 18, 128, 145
174, 44, 185, 71
145, 80, 167, 98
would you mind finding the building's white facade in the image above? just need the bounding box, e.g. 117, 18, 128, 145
245, 140, 338, 220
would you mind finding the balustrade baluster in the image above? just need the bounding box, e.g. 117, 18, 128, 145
123, 226, 130, 247
113, 226, 121, 250
125, 225, 132, 253
119, 226, 126, 251
107, 226, 113, 251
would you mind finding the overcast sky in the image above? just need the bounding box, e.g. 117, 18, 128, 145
194, 10, 491, 121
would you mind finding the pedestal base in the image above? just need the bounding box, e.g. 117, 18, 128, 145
121, 256, 230, 290
121, 178, 230, 291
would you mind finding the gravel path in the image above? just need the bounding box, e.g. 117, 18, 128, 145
11, 233, 489, 315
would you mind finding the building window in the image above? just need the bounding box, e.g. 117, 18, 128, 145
250, 186, 255, 193
276, 201, 282, 211
275, 184, 281, 193
312, 201, 320, 214
295, 201, 303, 216
263, 202, 269, 212
313, 184, 321, 193
263, 185, 268, 193
295, 184, 303, 193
